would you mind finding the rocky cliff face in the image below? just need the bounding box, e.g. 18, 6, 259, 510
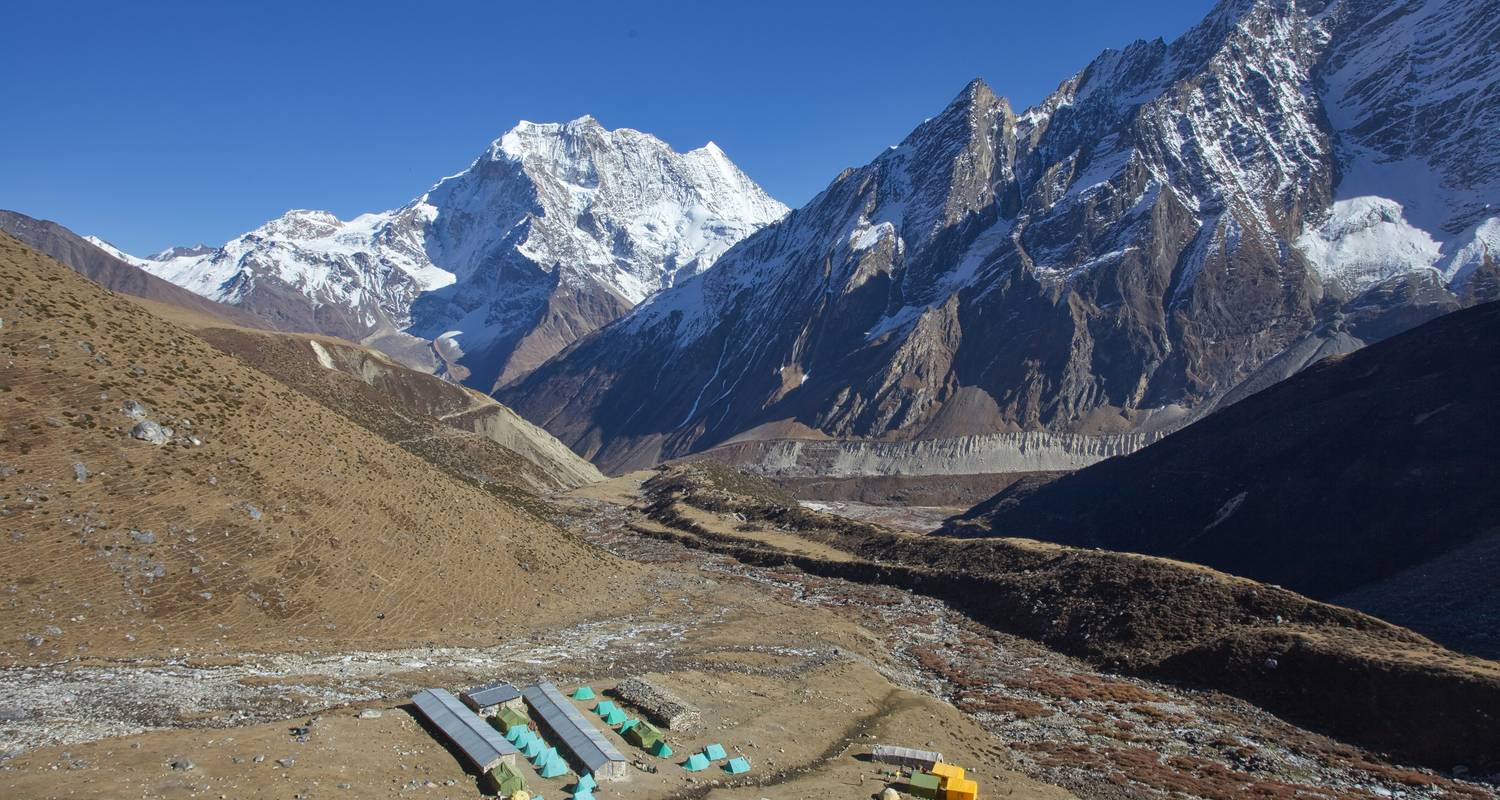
503, 0, 1500, 473
117, 117, 786, 391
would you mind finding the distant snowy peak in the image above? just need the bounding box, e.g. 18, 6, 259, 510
119, 114, 785, 389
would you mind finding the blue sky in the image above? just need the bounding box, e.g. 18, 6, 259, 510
2, 1, 1214, 254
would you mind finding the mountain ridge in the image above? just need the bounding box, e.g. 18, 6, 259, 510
501, 0, 1499, 473
112, 116, 787, 390
941, 300, 1500, 659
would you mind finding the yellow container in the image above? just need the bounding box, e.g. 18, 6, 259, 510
942, 777, 979, 800
930, 762, 966, 785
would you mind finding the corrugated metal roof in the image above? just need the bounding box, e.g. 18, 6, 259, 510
411, 688, 519, 772
464, 680, 522, 708
522, 681, 625, 774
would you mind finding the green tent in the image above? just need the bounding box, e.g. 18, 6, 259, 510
907, 772, 942, 800
592, 700, 617, 716
497, 706, 530, 734
480, 762, 527, 796
724, 756, 750, 774
704, 743, 727, 761
602, 707, 628, 726
652, 740, 674, 758
624, 720, 663, 749
682, 753, 710, 772
571, 686, 596, 701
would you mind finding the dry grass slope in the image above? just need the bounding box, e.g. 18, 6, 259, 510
0, 233, 635, 664
636, 463, 1500, 775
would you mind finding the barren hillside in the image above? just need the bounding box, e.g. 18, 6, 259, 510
0, 233, 634, 665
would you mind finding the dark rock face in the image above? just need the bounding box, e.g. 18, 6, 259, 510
503, 0, 1500, 474
941, 301, 1500, 659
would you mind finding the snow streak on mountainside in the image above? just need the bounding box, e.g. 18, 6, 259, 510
121, 117, 786, 390
503, 0, 1500, 474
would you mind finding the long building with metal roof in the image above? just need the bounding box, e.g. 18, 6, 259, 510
411, 688, 519, 773
522, 681, 628, 781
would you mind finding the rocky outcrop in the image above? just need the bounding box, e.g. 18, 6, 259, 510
685, 430, 1162, 478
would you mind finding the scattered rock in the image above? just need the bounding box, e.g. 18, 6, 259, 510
130, 420, 171, 445
121, 399, 149, 420
169, 757, 195, 771
72, 462, 89, 483
130, 530, 156, 545
357, 708, 383, 720
245, 504, 263, 521
252, 755, 266, 763
276, 757, 295, 769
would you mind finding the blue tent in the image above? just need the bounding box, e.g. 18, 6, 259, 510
704, 743, 727, 761
682, 753, 710, 772
538, 752, 569, 779
576, 773, 597, 791
592, 700, 617, 716
571, 686, 596, 701
532, 745, 559, 768
725, 756, 750, 774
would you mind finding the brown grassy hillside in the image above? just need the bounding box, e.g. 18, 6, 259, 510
0, 233, 635, 664
636, 463, 1500, 774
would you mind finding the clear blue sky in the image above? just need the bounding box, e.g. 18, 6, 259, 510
2, 1, 1214, 254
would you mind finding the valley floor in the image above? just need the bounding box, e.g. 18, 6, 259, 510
2, 473, 1495, 799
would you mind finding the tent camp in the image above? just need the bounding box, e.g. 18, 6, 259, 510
537, 752, 569, 779
523, 682, 629, 781
409, 689, 519, 773
497, 706, 530, 734
623, 720, 663, 749
481, 762, 527, 796
682, 753, 710, 772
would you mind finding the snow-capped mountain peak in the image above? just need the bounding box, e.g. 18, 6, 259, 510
119, 116, 786, 390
